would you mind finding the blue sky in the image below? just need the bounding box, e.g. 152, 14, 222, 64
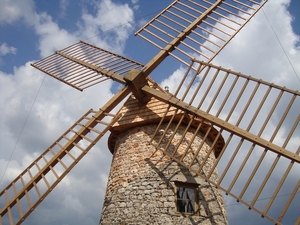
0, 0, 299, 225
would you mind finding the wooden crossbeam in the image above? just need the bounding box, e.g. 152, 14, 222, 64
0, 87, 130, 225
135, 0, 268, 71
31, 41, 144, 91
143, 60, 299, 225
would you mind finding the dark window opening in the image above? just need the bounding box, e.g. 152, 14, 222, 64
175, 182, 198, 213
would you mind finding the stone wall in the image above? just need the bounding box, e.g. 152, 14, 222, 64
100, 124, 228, 225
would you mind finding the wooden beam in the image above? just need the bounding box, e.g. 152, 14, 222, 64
142, 85, 300, 163
55, 51, 126, 85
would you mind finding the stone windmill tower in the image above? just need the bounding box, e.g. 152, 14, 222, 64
100, 82, 227, 224
1, 1, 299, 225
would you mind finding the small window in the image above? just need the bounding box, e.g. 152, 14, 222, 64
175, 182, 198, 213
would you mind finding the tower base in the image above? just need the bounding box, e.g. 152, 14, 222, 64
100, 124, 228, 225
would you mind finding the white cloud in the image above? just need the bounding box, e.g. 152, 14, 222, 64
131, 0, 139, 10
0, 0, 135, 160
0, 43, 17, 56
59, 0, 69, 18
160, 66, 186, 94
0, 0, 36, 25
79, 0, 135, 53
0, 60, 115, 225
212, 0, 300, 89
0, 0, 135, 57
34, 13, 78, 57
0, 1, 135, 224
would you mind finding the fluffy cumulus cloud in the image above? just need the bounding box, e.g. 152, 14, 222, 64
0, 0, 136, 57
213, 0, 300, 87
34, 13, 78, 57
0, 0, 36, 25
79, 0, 135, 53
0, 62, 115, 225
0, 43, 17, 56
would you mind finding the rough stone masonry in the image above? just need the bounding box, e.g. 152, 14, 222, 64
99, 123, 228, 225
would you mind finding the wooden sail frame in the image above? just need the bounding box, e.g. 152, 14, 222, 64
31, 41, 143, 91
135, 0, 268, 68
143, 59, 299, 224
1, 0, 299, 224
0, 90, 129, 225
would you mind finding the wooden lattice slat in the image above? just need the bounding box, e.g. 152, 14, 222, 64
173, 60, 299, 153
31, 41, 144, 91
142, 60, 300, 225
0, 108, 121, 225
135, 0, 268, 68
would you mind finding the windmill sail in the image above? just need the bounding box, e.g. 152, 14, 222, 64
135, 0, 268, 68
31, 41, 144, 91
142, 59, 300, 224
0, 109, 121, 225
2, 0, 298, 224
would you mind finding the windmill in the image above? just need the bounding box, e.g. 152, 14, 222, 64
0, 0, 299, 224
